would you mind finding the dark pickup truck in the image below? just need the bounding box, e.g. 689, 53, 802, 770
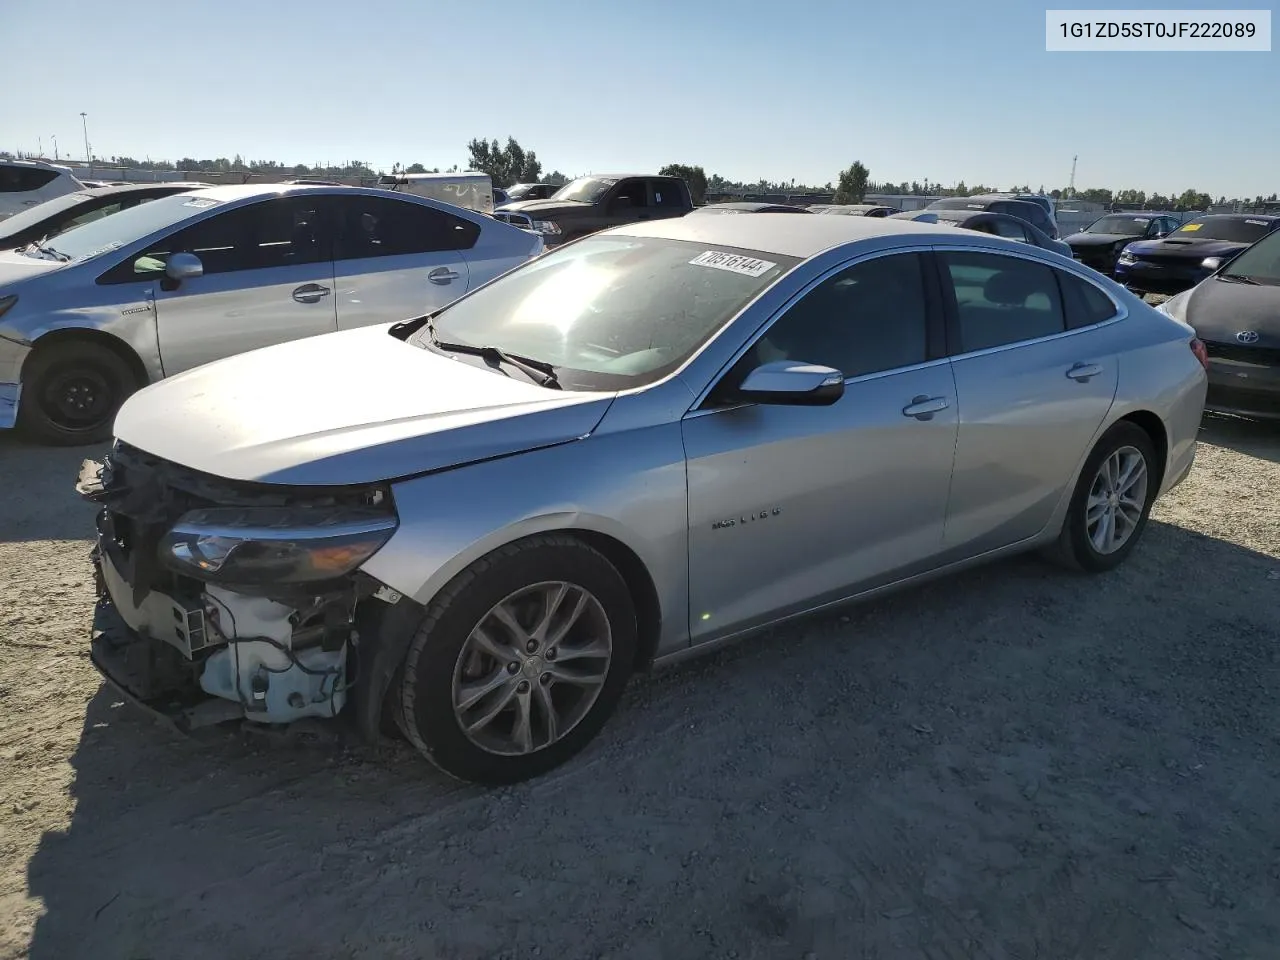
493, 173, 693, 245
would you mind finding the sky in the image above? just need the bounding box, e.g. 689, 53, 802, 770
2, 0, 1276, 197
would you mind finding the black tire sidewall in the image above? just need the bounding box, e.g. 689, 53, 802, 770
1063, 421, 1158, 572
401, 538, 637, 785
20, 341, 136, 445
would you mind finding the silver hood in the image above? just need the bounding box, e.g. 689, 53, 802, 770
113, 324, 616, 485
0, 249, 68, 291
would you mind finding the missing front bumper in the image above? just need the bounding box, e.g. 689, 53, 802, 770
90, 597, 243, 733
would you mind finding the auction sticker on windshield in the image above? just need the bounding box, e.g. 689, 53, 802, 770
689, 251, 777, 277
1179, 223, 1202, 231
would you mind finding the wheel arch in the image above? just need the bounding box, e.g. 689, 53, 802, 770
23, 327, 150, 391
1113, 408, 1169, 490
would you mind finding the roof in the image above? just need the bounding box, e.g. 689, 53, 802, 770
613, 213, 962, 258
81, 181, 211, 198
697, 202, 808, 213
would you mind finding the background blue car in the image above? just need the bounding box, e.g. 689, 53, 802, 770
1115, 214, 1280, 295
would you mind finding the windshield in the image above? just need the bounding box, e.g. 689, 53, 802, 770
550, 177, 617, 204
23, 192, 220, 262
1219, 228, 1280, 285
1170, 217, 1275, 244
1085, 215, 1152, 236
0, 192, 92, 240
413, 236, 798, 390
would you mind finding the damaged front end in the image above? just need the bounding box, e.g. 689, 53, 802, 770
77, 440, 405, 733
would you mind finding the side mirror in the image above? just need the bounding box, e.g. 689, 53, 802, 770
164, 252, 204, 282
735, 360, 845, 406
1152, 229, 1169, 239
1200, 256, 1223, 272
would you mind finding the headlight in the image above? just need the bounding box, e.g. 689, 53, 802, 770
1117, 251, 1137, 265
531, 220, 562, 235
160, 506, 398, 584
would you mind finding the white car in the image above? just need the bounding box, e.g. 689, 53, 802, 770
0, 159, 86, 221
0, 183, 544, 443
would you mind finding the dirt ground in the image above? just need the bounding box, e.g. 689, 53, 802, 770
1, 416, 1278, 960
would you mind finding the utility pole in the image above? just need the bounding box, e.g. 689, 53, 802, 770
1068, 154, 1078, 199
51, 136, 59, 161
80, 112, 91, 164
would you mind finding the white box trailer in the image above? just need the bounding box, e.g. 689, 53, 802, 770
378, 172, 495, 215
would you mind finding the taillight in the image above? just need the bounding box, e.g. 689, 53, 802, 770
1190, 337, 1209, 371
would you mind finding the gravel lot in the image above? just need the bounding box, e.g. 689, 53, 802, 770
1, 416, 1278, 960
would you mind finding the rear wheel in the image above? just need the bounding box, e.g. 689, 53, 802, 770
1045, 421, 1158, 573
18, 340, 138, 445
399, 535, 636, 785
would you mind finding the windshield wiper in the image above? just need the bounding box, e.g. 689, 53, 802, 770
1216, 273, 1259, 285
25, 239, 70, 262
428, 325, 560, 388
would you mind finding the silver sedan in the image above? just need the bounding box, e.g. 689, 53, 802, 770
79, 214, 1208, 784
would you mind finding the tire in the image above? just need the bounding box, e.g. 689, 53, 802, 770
1044, 421, 1159, 573
18, 340, 139, 446
399, 535, 637, 785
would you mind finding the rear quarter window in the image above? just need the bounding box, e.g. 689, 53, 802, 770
0, 166, 61, 193
1058, 271, 1119, 329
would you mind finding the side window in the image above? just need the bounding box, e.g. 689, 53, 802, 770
332, 196, 479, 260
1058, 271, 1119, 330
942, 251, 1066, 352
749, 253, 930, 378
132, 206, 257, 276
653, 180, 686, 209
992, 218, 1030, 241
0, 166, 60, 192
612, 180, 650, 209
249, 197, 328, 268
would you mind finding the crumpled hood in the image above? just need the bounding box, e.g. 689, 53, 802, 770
1124, 237, 1250, 260
113, 324, 616, 486
0, 249, 68, 291
498, 198, 589, 217
1184, 276, 1280, 346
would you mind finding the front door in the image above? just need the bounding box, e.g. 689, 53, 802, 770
329, 194, 473, 330
682, 252, 958, 642
139, 196, 337, 376
935, 250, 1119, 552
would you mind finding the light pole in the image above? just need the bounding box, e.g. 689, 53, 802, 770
51, 135, 59, 161
80, 112, 91, 164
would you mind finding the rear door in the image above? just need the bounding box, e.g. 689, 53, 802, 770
146, 196, 338, 375
651, 178, 690, 221
936, 249, 1119, 553
329, 194, 476, 329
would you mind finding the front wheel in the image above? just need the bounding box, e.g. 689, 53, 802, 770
399, 535, 637, 785
1046, 421, 1159, 573
18, 340, 138, 445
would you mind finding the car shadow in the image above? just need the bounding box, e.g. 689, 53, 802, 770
1199, 412, 1280, 464
0, 434, 106, 543
22, 519, 1280, 959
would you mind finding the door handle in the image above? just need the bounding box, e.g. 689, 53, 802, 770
902, 395, 950, 420
428, 268, 461, 284
1066, 362, 1103, 382
291, 283, 330, 304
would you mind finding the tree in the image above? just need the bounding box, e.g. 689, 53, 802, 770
658, 163, 708, 204
466, 136, 541, 188
1176, 188, 1211, 210
545, 170, 570, 186
833, 161, 870, 204
405, 163, 427, 174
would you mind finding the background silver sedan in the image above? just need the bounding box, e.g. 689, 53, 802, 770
0, 184, 543, 444
87, 214, 1208, 785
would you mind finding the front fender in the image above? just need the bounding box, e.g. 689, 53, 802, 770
360, 420, 691, 659
4, 305, 163, 383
